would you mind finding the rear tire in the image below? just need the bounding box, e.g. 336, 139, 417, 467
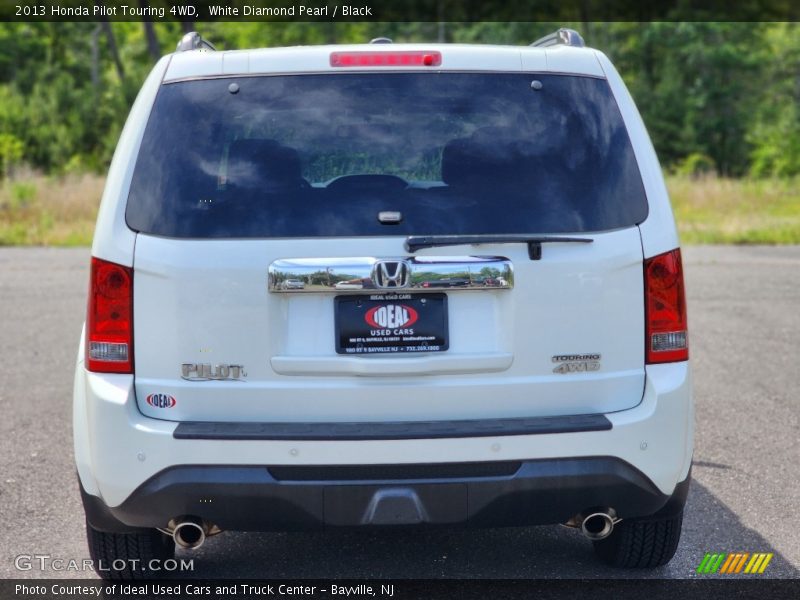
592, 511, 683, 568
86, 520, 175, 580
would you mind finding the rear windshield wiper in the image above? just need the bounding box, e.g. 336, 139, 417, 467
405, 234, 594, 260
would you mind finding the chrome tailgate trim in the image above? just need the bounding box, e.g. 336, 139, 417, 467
268, 256, 513, 293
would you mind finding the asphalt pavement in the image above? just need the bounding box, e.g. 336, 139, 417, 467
0, 246, 798, 581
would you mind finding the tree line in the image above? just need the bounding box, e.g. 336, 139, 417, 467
0, 21, 798, 178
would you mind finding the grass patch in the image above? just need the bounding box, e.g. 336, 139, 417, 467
0, 173, 798, 246
0, 173, 102, 246
668, 175, 800, 244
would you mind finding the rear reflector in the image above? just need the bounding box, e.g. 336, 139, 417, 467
86, 257, 133, 373
330, 51, 442, 67
644, 248, 688, 363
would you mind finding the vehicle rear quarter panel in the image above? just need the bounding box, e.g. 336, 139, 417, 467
594, 50, 680, 258
90, 55, 171, 267
73, 326, 101, 496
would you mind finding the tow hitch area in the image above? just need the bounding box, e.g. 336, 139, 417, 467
324, 484, 467, 526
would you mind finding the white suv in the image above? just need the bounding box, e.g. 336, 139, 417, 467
74, 30, 692, 579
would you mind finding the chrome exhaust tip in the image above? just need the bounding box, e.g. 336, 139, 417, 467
580, 511, 616, 541
172, 517, 207, 549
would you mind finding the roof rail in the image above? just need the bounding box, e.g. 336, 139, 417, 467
530, 28, 585, 48
176, 31, 217, 52
369, 37, 393, 44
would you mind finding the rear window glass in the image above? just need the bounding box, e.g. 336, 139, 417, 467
126, 73, 647, 238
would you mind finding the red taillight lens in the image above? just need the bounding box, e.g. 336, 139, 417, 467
86, 257, 133, 373
330, 51, 442, 67
644, 248, 688, 363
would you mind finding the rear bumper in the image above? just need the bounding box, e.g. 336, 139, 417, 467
74, 361, 693, 525
82, 458, 691, 533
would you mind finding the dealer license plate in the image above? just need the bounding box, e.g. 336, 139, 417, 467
335, 293, 448, 355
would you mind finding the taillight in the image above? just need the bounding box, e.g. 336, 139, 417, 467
330, 51, 442, 67
86, 257, 133, 373
644, 248, 688, 364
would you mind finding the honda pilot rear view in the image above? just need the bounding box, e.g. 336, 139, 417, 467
74, 30, 692, 579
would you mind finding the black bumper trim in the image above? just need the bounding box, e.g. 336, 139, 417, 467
81, 457, 690, 534
267, 462, 523, 481
172, 414, 612, 441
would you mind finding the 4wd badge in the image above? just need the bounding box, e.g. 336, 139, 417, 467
552, 354, 601, 374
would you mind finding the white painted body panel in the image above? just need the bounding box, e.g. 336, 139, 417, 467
131, 228, 644, 422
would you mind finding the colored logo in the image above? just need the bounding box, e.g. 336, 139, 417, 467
365, 304, 418, 329
146, 393, 176, 408
696, 552, 773, 574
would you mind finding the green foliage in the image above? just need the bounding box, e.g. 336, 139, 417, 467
747, 23, 800, 177
0, 21, 798, 178
10, 181, 36, 208
0, 132, 24, 177
586, 22, 766, 176
674, 153, 716, 177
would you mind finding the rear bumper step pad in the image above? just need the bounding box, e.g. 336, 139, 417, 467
172, 414, 612, 441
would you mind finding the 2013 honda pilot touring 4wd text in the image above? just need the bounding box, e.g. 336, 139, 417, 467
74, 29, 692, 579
